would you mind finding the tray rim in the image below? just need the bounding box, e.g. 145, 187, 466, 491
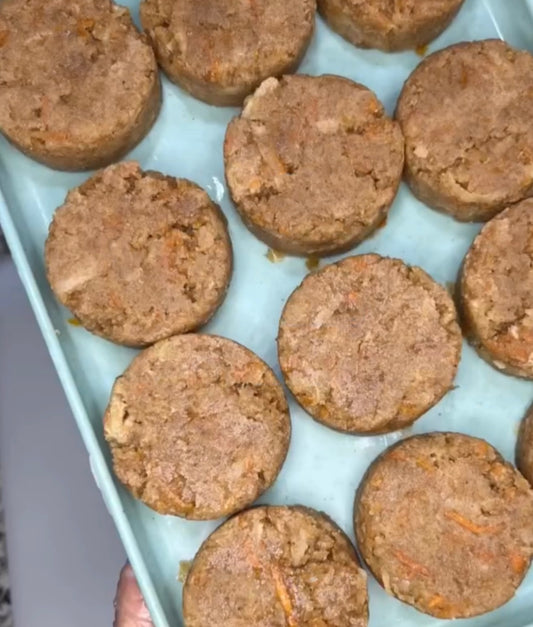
0, 185, 170, 627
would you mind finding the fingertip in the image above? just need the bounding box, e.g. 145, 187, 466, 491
114, 562, 154, 626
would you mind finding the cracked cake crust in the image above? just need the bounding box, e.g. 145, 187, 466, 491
278, 254, 462, 433
355, 432, 533, 618
140, 0, 316, 106
224, 75, 404, 256
318, 0, 464, 52
396, 40, 533, 222
45, 162, 233, 347
460, 199, 533, 378
104, 335, 291, 520
0, 0, 160, 170
183, 505, 368, 627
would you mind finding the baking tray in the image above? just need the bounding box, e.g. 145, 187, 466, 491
1, 1, 533, 625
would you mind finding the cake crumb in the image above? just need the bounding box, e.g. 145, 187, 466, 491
178, 560, 192, 583
266, 249, 286, 263
306, 256, 320, 271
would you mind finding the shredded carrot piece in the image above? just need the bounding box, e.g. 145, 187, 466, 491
388, 449, 408, 462
248, 177, 263, 194
460, 67, 469, 87
68, 317, 82, 327
39, 95, 52, 124
108, 293, 123, 308
504, 486, 518, 500
33, 130, 70, 144
474, 440, 490, 458
427, 594, 462, 618
489, 463, 508, 480
242, 535, 298, 624
233, 363, 256, 382
0, 30, 9, 47
436, 608, 458, 619
317, 405, 330, 420
445, 511, 502, 535
428, 594, 445, 609
510, 552, 528, 575
270, 154, 288, 176
77, 17, 95, 37
393, 550, 430, 577
206, 59, 221, 81
366, 97, 381, 115
243, 540, 261, 570
271, 566, 298, 626
487, 328, 533, 364
416, 457, 434, 472
346, 291, 358, 305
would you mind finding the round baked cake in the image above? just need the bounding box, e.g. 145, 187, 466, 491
225, 75, 404, 256
460, 198, 533, 378
278, 254, 462, 433
0, 0, 160, 170
183, 506, 369, 626
140, 0, 316, 105
104, 335, 291, 520
318, 0, 465, 52
355, 433, 533, 618
397, 40, 533, 221
45, 162, 232, 346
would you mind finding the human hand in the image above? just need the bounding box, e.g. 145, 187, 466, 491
114, 563, 154, 626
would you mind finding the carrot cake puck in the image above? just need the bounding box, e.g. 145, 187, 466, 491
355, 433, 533, 618
278, 254, 461, 434
104, 335, 291, 520
460, 199, 533, 378
140, 0, 315, 106
518, 408, 533, 486
183, 505, 368, 626
0, 0, 160, 171
396, 40, 533, 222
318, 0, 464, 52
225, 75, 404, 256
45, 162, 232, 347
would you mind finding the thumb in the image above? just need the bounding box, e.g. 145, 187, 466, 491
114, 563, 155, 627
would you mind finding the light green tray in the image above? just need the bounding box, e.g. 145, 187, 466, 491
1, 1, 533, 625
